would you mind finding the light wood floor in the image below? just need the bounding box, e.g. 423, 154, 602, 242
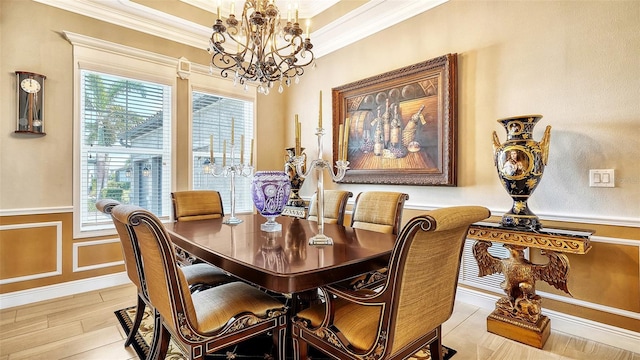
1, 283, 638, 360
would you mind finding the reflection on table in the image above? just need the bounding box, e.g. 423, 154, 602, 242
166, 214, 396, 294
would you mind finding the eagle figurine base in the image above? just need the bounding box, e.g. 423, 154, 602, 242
468, 222, 593, 349
487, 307, 551, 349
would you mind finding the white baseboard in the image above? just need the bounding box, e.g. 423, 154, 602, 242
456, 287, 640, 354
0, 272, 130, 309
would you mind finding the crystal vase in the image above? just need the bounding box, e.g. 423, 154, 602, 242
251, 171, 291, 232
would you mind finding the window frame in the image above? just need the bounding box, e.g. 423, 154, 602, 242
68, 32, 179, 238
187, 70, 258, 217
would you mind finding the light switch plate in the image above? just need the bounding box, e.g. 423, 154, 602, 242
589, 169, 615, 187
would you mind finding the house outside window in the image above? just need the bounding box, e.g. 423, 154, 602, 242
79, 70, 172, 232
191, 91, 254, 214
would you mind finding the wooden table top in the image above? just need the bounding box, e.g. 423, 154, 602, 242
166, 214, 396, 294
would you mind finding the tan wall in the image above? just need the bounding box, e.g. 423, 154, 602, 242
0, 0, 638, 335
287, 0, 640, 223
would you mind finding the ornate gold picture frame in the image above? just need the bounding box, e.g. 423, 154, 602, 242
332, 54, 458, 185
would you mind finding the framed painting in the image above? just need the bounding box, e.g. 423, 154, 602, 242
332, 53, 457, 185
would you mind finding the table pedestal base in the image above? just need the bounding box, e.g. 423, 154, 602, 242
487, 310, 550, 349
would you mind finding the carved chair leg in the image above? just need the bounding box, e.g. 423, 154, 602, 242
428, 326, 443, 360
146, 309, 162, 360
273, 315, 287, 360
293, 335, 308, 360
152, 321, 171, 360
125, 294, 146, 346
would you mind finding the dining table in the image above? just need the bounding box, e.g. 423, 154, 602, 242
165, 214, 397, 296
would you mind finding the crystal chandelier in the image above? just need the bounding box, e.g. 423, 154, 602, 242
208, 0, 315, 95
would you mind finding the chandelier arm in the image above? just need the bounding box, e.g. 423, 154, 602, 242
208, 0, 314, 92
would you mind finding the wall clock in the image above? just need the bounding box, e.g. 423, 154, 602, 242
16, 71, 46, 135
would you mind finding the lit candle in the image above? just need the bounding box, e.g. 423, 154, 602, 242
250, 138, 254, 166
318, 91, 322, 129
240, 134, 245, 164
343, 117, 351, 160
306, 19, 310, 38
223, 139, 227, 167
231, 117, 235, 144
338, 124, 344, 161
210, 134, 214, 163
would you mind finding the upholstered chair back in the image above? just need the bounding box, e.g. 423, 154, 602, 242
172, 190, 224, 222
291, 206, 490, 360
350, 191, 409, 235
112, 205, 197, 331
307, 190, 353, 225
96, 199, 143, 291
386, 206, 490, 354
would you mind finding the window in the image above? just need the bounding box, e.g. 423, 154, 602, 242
191, 92, 254, 214
79, 70, 172, 231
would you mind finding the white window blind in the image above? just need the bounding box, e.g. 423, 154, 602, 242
80, 70, 172, 231
191, 91, 254, 213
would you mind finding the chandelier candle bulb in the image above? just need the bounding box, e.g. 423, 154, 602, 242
306, 19, 310, 38
295, 2, 299, 23
217, 0, 221, 19
230, 0, 235, 14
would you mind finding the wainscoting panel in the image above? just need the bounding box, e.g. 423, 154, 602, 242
0, 221, 62, 284
73, 238, 124, 272
0, 211, 125, 294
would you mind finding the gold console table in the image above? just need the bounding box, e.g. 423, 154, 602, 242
467, 222, 593, 348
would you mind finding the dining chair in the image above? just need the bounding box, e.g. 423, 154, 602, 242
350, 191, 409, 235
348, 191, 409, 289
111, 204, 288, 360
96, 199, 233, 357
171, 190, 226, 265
172, 190, 224, 222
307, 190, 353, 225
292, 206, 491, 360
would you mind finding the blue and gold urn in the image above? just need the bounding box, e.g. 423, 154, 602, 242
492, 115, 551, 230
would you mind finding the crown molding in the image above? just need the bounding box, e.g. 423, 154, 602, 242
35, 0, 448, 59
312, 0, 448, 58
179, 0, 341, 19
35, 0, 210, 49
